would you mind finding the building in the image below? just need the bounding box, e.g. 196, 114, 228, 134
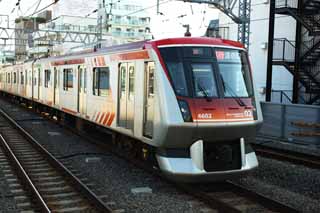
0, 50, 15, 66
217, 0, 296, 103
29, 15, 99, 57
14, 16, 47, 61
98, 0, 152, 43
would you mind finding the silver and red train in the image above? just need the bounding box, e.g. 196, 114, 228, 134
0, 37, 263, 182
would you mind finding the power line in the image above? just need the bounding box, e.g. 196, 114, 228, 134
123, 0, 172, 17
23, 0, 42, 16
32, 0, 42, 15
28, 0, 60, 17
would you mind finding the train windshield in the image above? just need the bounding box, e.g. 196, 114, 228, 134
160, 47, 253, 98
216, 48, 253, 98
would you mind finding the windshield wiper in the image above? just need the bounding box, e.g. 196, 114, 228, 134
197, 81, 212, 102
220, 76, 247, 107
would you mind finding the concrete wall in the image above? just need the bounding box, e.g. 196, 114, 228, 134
259, 102, 320, 144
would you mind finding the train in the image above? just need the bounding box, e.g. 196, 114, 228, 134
0, 37, 263, 182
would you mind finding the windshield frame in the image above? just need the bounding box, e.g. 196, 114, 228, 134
159, 46, 254, 99
214, 48, 254, 99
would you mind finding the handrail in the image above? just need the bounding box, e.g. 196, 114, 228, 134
273, 38, 295, 62
275, 0, 298, 9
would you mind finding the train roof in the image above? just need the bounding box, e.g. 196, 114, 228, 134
1, 37, 245, 67
52, 37, 244, 60
149, 37, 245, 49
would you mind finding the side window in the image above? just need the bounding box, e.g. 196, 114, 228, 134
38, 69, 41, 86
13, 72, 16, 84
93, 67, 110, 96
147, 62, 155, 97
120, 66, 126, 98
84, 68, 87, 93
44, 69, 51, 88
63, 68, 73, 91
79, 68, 83, 90
128, 65, 135, 100
7, 73, 10, 83
79, 68, 87, 93
20, 72, 24, 85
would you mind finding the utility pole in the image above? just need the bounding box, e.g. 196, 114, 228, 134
157, 0, 160, 14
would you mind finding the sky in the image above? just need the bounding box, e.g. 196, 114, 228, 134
0, 0, 219, 41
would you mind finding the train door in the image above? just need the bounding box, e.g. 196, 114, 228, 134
143, 62, 155, 138
53, 67, 59, 106
118, 62, 135, 131
77, 65, 87, 115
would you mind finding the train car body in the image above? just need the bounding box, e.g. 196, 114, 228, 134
0, 37, 263, 182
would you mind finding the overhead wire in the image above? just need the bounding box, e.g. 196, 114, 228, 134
23, 0, 42, 16
122, 0, 172, 17
28, 0, 60, 17
32, 0, 42, 15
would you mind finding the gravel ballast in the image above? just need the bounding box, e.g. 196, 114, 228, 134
0, 99, 213, 213
234, 156, 320, 212
0, 158, 20, 213
0, 97, 319, 212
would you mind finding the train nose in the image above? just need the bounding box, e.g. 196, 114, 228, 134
189, 98, 256, 142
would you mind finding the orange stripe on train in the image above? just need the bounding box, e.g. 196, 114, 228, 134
110, 50, 149, 61
95, 112, 101, 122
103, 112, 110, 126
107, 113, 115, 126
99, 112, 105, 124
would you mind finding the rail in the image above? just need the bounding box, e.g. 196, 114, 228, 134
177, 181, 299, 212
0, 134, 50, 212
0, 108, 113, 212
252, 143, 320, 169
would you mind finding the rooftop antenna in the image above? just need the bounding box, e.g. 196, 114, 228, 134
183, 24, 191, 37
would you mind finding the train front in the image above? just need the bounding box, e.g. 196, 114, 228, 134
150, 38, 263, 182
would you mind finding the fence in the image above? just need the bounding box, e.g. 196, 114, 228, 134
259, 102, 320, 145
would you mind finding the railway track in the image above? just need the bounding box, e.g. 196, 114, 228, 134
0, 97, 302, 212
252, 143, 320, 169
178, 181, 299, 213
0, 109, 113, 212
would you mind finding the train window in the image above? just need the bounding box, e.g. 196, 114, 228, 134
120, 66, 126, 98
79, 68, 83, 89
79, 68, 87, 93
215, 48, 253, 98
183, 47, 212, 58
128, 65, 135, 100
84, 68, 87, 93
166, 62, 188, 96
13, 72, 17, 84
44, 69, 51, 88
191, 63, 218, 98
147, 63, 154, 96
63, 68, 73, 91
7, 73, 10, 83
93, 67, 110, 97
38, 69, 41, 86
20, 72, 24, 85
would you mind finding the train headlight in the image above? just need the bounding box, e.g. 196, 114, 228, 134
178, 100, 192, 122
